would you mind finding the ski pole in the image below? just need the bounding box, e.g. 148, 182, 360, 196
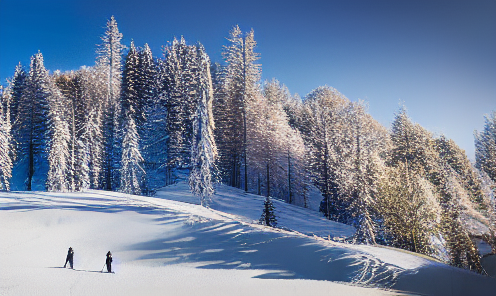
101, 262, 106, 272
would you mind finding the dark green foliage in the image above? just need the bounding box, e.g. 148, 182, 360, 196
259, 196, 277, 227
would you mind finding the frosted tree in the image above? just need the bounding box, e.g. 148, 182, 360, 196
262, 79, 308, 205
46, 87, 71, 192
97, 16, 126, 191
0, 85, 12, 190
9, 63, 26, 128
436, 135, 486, 207
189, 44, 217, 206
136, 43, 157, 129
121, 41, 140, 121
12, 52, 51, 191
54, 71, 93, 191
163, 37, 198, 180
299, 86, 348, 220
137, 43, 161, 194
475, 111, 496, 183
77, 67, 107, 189
215, 26, 261, 190
119, 107, 144, 195
379, 109, 439, 254
438, 173, 483, 273
342, 102, 388, 245
259, 196, 277, 227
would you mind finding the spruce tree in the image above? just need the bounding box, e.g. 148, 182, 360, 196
215, 26, 261, 191
299, 86, 348, 220
163, 37, 198, 180
12, 52, 51, 191
46, 87, 71, 192
0, 85, 12, 190
259, 196, 277, 227
119, 107, 144, 195
475, 111, 496, 183
97, 16, 126, 191
188, 44, 217, 206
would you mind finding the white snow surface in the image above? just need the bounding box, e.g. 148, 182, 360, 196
1, 182, 495, 296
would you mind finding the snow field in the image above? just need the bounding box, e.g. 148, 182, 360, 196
1, 185, 496, 295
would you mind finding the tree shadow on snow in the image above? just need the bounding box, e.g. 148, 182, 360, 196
127, 219, 401, 288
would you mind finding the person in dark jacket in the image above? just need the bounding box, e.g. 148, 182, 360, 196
64, 247, 74, 269
105, 251, 112, 273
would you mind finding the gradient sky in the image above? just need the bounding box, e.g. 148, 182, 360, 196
1, 0, 495, 160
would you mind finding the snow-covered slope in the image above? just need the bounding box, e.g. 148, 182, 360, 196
1, 183, 495, 296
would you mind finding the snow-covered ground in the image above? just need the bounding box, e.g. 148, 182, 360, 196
1, 183, 495, 295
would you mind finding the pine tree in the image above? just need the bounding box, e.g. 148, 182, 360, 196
475, 111, 496, 184
97, 16, 126, 191
379, 109, 439, 254
299, 86, 348, 220
54, 71, 92, 191
121, 41, 140, 122
77, 66, 107, 189
136, 43, 157, 129
0, 85, 12, 190
163, 37, 198, 180
46, 87, 71, 192
188, 44, 217, 206
12, 52, 51, 191
215, 26, 261, 191
259, 196, 277, 227
119, 107, 144, 195
9, 63, 27, 128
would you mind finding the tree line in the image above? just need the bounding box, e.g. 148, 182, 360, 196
1, 16, 495, 273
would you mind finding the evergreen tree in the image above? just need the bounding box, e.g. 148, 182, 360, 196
9, 62, 26, 128
163, 37, 198, 180
46, 87, 71, 192
299, 86, 348, 220
259, 196, 277, 227
136, 43, 157, 129
77, 66, 107, 189
215, 26, 261, 190
188, 44, 217, 206
119, 107, 144, 195
475, 111, 496, 184
97, 16, 126, 191
0, 85, 12, 190
379, 109, 439, 255
12, 52, 51, 191
121, 41, 140, 122
54, 71, 92, 191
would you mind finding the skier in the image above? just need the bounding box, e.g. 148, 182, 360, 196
63, 247, 74, 269
105, 251, 113, 273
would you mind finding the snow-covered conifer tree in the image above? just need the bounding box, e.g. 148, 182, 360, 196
136, 43, 157, 129
259, 196, 277, 227
215, 26, 261, 191
12, 52, 51, 191
189, 44, 217, 206
97, 16, 126, 191
119, 107, 144, 195
9, 63, 26, 128
46, 87, 71, 192
163, 37, 198, 181
121, 41, 140, 121
378, 109, 439, 254
299, 86, 348, 220
0, 85, 12, 190
475, 111, 496, 183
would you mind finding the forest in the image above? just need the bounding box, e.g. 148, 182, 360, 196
1, 16, 495, 274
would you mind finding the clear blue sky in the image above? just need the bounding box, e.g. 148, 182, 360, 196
1, 0, 495, 160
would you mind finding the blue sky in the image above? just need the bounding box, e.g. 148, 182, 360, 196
1, 0, 495, 159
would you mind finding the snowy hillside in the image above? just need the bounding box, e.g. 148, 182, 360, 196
1, 183, 496, 296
